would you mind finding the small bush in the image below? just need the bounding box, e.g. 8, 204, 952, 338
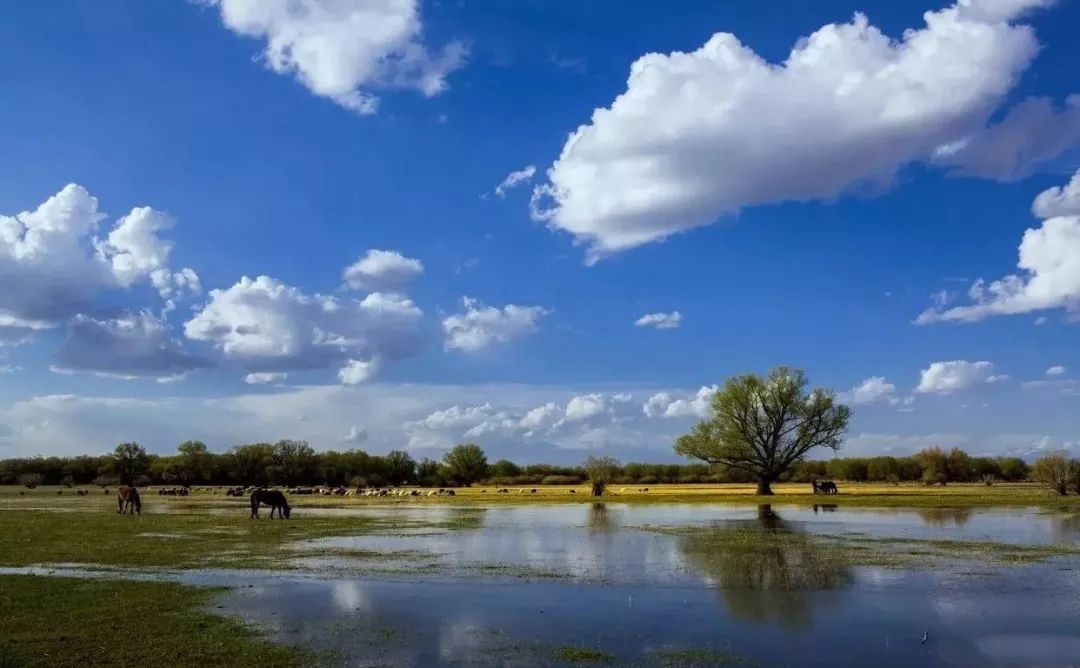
541, 475, 583, 485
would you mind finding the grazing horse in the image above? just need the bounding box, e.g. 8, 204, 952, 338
116, 486, 142, 515
250, 489, 291, 519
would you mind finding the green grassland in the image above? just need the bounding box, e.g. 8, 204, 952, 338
0, 576, 309, 668
2, 483, 1079, 667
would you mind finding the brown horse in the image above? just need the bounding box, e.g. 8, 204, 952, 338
250, 489, 291, 519
116, 486, 141, 515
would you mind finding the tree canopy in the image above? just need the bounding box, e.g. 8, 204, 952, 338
443, 444, 489, 486
674, 367, 850, 495
112, 442, 149, 485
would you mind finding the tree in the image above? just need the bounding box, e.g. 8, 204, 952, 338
865, 457, 899, 482
1032, 452, 1073, 496
443, 444, 489, 486
946, 448, 974, 483
416, 458, 448, 487
269, 440, 317, 486
228, 443, 274, 486
583, 455, 620, 496
384, 450, 416, 486
17, 473, 43, 489
914, 447, 949, 485
674, 367, 850, 495
112, 442, 149, 485
489, 459, 521, 479
92, 473, 119, 488
997, 457, 1029, 482
177, 440, 213, 485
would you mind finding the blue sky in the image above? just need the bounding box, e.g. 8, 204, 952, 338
1, 0, 1078, 463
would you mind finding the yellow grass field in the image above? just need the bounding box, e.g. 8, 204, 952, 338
2, 481, 1075, 508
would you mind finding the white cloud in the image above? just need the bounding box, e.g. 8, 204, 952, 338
343, 426, 368, 443
404, 391, 641, 452
530, 0, 1071, 261
518, 402, 562, 434
563, 393, 612, 422
206, 0, 465, 113
1032, 169, 1080, 219
634, 311, 682, 330
1046, 365, 1066, 376
50, 311, 209, 380
184, 275, 422, 376
916, 172, 1080, 323
442, 297, 548, 352
342, 249, 423, 292
338, 357, 380, 385
916, 360, 1004, 394
1021, 378, 1077, 395
840, 376, 897, 405
494, 165, 536, 198
0, 184, 195, 334
642, 385, 717, 419
244, 372, 287, 385
94, 206, 200, 299
932, 95, 1080, 181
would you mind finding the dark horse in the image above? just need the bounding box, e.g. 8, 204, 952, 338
812, 480, 839, 495
116, 485, 141, 515
250, 489, 291, 519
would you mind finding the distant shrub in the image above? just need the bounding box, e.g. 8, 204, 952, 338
638, 475, 658, 484
541, 475, 583, 485
93, 474, 120, 488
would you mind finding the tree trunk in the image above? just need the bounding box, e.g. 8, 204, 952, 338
756, 478, 774, 495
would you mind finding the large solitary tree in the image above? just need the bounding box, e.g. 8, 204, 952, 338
583, 455, 620, 496
674, 367, 850, 495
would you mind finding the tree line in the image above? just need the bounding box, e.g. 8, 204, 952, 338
0, 440, 1033, 489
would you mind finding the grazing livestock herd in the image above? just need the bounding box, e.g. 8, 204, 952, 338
58, 481, 844, 521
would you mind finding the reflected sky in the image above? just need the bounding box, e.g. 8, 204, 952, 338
7, 503, 1080, 666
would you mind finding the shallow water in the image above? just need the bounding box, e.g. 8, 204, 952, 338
297, 504, 1080, 584
10, 503, 1080, 666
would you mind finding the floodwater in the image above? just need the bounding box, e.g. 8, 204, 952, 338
13, 503, 1080, 667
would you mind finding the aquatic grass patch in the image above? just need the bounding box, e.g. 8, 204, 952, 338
646, 647, 761, 667
0, 506, 474, 571
837, 535, 1080, 566
0, 575, 308, 668
552, 645, 616, 662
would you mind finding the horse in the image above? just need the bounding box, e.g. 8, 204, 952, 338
116, 486, 141, 515
250, 489, 291, 519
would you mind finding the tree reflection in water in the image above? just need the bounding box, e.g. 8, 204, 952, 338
915, 507, 972, 528
677, 504, 853, 629
588, 502, 615, 533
